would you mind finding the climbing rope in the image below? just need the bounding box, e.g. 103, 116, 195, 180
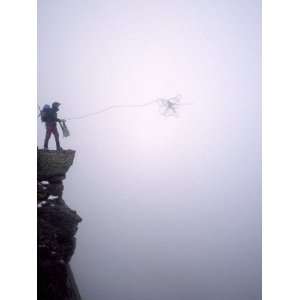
38, 95, 190, 123
38, 95, 191, 139
65, 99, 158, 121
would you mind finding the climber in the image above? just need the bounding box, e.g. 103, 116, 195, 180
160, 96, 180, 116
42, 102, 64, 151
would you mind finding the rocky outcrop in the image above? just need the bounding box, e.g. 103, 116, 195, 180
38, 149, 82, 300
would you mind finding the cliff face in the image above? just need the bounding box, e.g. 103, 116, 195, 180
38, 150, 82, 300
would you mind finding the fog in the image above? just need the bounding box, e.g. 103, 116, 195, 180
38, 1, 261, 299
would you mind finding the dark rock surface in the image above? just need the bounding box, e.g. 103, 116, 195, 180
38, 149, 82, 300
38, 150, 75, 181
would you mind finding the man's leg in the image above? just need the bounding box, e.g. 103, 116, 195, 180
44, 126, 52, 149
53, 126, 61, 151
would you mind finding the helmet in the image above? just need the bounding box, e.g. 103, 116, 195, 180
52, 101, 61, 108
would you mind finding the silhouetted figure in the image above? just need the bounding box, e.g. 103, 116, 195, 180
43, 102, 63, 151
158, 95, 181, 117
164, 99, 177, 115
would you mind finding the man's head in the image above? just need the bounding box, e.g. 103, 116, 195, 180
52, 102, 61, 110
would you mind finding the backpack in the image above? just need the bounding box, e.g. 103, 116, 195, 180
40, 105, 51, 122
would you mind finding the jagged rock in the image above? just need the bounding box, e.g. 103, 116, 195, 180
48, 175, 66, 183
38, 202, 81, 263
47, 182, 64, 197
37, 149, 81, 300
37, 182, 48, 201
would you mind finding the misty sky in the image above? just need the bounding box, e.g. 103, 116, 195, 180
38, 1, 261, 299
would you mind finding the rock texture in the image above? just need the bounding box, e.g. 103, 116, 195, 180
38, 149, 82, 300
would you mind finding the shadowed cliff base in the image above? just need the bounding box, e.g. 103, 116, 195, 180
38, 149, 82, 300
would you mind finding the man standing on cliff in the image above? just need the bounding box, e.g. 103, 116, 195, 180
42, 102, 63, 151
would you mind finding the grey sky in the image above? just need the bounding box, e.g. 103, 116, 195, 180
38, 1, 261, 299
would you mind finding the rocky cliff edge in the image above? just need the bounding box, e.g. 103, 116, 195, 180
37, 149, 82, 300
